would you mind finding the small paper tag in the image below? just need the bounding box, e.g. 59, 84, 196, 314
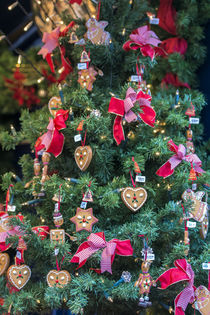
189, 117, 199, 124
131, 75, 142, 82
80, 201, 87, 209
77, 63, 87, 70
202, 262, 210, 270
192, 183, 197, 191
149, 17, 159, 24
146, 253, 155, 261
54, 203, 59, 211
74, 134, 82, 142
7, 205, 16, 212
54, 248, 59, 256
135, 175, 146, 183
187, 221, 196, 228
16, 251, 22, 259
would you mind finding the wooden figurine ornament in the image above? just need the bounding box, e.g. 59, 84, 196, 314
134, 260, 156, 307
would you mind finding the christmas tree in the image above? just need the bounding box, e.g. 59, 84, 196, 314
0, 0, 209, 314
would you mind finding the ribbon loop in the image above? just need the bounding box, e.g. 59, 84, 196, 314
35, 109, 69, 158
156, 139, 204, 178
71, 232, 133, 274
108, 88, 155, 145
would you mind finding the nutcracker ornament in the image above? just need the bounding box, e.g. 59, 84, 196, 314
134, 241, 156, 308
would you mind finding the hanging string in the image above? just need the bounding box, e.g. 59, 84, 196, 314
136, 59, 141, 90
5, 184, 14, 212
96, 1, 101, 21
129, 171, 136, 188
58, 184, 62, 211
81, 130, 87, 146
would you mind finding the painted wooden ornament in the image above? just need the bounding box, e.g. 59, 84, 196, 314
193, 286, 210, 315
69, 31, 79, 44
74, 146, 92, 171
80, 50, 90, 63
0, 253, 10, 276
47, 270, 71, 288
48, 96, 62, 117
121, 187, 147, 212
78, 67, 97, 91
86, 18, 110, 45
70, 207, 98, 232
50, 229, 65, 244
7, 264, 31, 290
182, 189, 208, 239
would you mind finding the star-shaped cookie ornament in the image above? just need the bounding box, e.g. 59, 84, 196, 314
70, 208, 98, 232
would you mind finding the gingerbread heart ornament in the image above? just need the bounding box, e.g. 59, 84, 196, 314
74, 146, 92, 171
193, 285, 210, 315
7, 264, 31, 290
47, 270, 71, 288
121, 187, 147, 212
0, 253, 10, 275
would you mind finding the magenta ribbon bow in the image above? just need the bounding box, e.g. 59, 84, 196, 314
156, 259, 196, 315
156, 139, 204, 178
71, 232, 133, 274
108, 87, 156, 145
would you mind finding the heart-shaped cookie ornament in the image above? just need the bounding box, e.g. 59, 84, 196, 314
7, 264, 31, 290
47, 270, 71, 288
74, 146, 92, 171
48, 96, 62, 117
121, 187, 147, 212
0, 253, 10, 275
193, 285, 210, 315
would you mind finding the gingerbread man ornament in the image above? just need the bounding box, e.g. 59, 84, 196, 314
85, 18, 110, 45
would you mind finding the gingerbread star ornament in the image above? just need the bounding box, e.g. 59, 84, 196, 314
70, 208, 98, 232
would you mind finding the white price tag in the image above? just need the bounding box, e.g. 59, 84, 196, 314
54, 203, 59, 211
187, 221, 196, 228
146, 253, 155, 261
202, 263, 210, 270
149, 17, 159, 24
130, 75, 142, 82
74, 134, 82, 142
77, 63, 87, 70
7, 205, 16, 212
54, 248, 59, 256
189, 117, 199, 124
16, 251, 21, 259
80, 201, 87, 209
135, 175, 146, 183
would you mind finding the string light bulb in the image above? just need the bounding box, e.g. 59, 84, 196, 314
155, 152, 160, 156
37, 77, 44, 83
161, 129, 165, 134
36, 299, 40, 304
58, 67, 64, 74
122, 28, 126, 35
46, 17, 50, 22
24, 21, 33, 32
8, 1, 18, 11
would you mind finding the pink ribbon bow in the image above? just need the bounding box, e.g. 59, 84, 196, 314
108, 87, 156, 145
156, 139, 204, 178
156, 259, 196, 315
123, 25, 164, 60
35, 109, 69, 158
38, 27, 60, 63
70, 232, 133, 274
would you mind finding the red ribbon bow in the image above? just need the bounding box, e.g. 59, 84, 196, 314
70, 232, 133, 274
35, 109, 69, 158
157, 0, 188, 57
161, 73, 190, 89
156, 259, 196, 315
108, 87, 156, 145
156, 139, 204, 178
123, 25, 164, 60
